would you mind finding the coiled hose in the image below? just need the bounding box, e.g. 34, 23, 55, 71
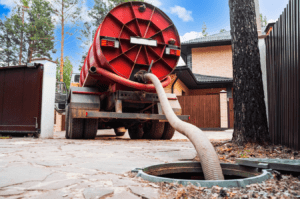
144, 73, 224, 180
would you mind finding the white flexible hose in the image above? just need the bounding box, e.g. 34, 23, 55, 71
145, 73, 224, 180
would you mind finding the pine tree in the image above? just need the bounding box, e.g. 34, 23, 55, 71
229, 0, 270, 145
0, 18, 18, 67
50, 0, 83, 82
26, 0, 55, 62
18, 0, 29, 64
202, 22, 208, 37
260, 13, 268, 27
56, 57, 73, 89
10, 9, 27, 64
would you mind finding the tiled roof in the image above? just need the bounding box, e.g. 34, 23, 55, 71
194, 73, 233, 83
182, 27, 266, 45
182, 31, 231, 44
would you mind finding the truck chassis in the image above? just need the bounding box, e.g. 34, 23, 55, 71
65, 87, 188, 140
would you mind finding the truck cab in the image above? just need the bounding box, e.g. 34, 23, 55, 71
70, 73, 80, 87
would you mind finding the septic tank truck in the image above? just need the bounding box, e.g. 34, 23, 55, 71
65, 1, 188, 140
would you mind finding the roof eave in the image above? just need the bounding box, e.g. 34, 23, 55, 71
181, 39, 231, 49
173, 66, 233, 89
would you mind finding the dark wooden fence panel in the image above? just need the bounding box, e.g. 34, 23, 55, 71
0, 66, 43, 133
178, 95, 220, 128
266, 0, 300, 150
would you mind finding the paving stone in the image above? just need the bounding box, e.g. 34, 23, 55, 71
0, 164, 52, 188
56, 166, 98, 175
83, 188, 114, 199
108, 191, 140, 199
43, 173, 68, 182
33, 161, 65, 167
31, 190, 71, 199
88, 174, 140, 187
27, 179, 81, 191
0, 188, 24, 196
112, 178, 140, 187
129, 186, 159, 199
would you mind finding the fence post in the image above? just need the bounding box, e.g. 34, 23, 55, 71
220, 90, 228, 129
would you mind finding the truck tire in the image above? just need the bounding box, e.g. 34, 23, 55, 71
161, 122, 175, 140
69, 112, 84, 139
65, 105, 70, 139
83, 119, 98, 139
114, 127, 126, 136
143, 121, 164, 139
128, 124, 144, 139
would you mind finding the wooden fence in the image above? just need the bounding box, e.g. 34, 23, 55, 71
265, 0, 300, 150
178, 95, 220, 128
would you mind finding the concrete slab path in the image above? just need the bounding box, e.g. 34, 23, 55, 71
0, 129, 232, 198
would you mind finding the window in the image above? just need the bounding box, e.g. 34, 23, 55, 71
74, 75, 80, 83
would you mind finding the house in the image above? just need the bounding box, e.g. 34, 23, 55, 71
165, 28, 266, 129
167, 30, 234, 97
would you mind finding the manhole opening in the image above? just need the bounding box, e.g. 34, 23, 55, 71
144, 162, 261, 181
159, 172, 245, 180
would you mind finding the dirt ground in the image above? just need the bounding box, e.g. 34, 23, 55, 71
0, 129, 299, 199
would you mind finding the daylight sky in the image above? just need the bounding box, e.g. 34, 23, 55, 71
0, 0, 290, 73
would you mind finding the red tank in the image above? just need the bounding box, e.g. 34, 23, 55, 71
80, 1, 181, 91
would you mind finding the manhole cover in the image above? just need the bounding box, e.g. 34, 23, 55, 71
237, 158, 300, 172
133, 162, 272, 188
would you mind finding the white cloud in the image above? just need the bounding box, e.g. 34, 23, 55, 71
180, 31, 203, 42
267, 19, 277, 23
48, 0, 92, 26
145, 0, 162, 7
0, 0, 18, 9
170, 5, 193, 22
0, 0, 21, 17
177, 56, 186, 66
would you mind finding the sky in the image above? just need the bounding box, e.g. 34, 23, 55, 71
0, 0, 290, 73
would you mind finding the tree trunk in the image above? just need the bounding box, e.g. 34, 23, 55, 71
229, 0, 270, 145
28, 39, 33, 63
60, 1, 64, 82
19, 7, 24, 65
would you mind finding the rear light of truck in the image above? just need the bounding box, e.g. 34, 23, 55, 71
101, 39, 120, 48
165, 47, 180, 56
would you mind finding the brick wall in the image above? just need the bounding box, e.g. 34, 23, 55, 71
189, 88, 226, 95
164, 74, 189, 96
192, 45, 233, 78
54, 111, 65, 131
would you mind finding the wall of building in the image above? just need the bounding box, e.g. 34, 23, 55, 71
192, 45, 233, 78
164, 74, 189, 96
189, 88, 226, 95
258, 37, 269, 124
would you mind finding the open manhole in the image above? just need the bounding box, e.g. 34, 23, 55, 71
133, 162, 273, 188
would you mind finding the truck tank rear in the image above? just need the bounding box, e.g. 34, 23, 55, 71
80, 1, 181, 91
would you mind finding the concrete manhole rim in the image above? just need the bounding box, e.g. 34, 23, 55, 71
134, 161, 273, 188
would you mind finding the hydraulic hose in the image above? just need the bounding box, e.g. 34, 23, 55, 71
144, 73, 224, 180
